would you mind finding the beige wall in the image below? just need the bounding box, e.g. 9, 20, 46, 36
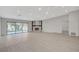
42, 15, 69, 34
42, 10, 79, 36
69, 10, 79, 36
0, 18, 1, 36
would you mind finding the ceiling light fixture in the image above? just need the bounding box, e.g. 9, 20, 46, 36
65, 10, 68, 13
38, 8, 42, 11
17, 10, 22, 16
46, 11, 49, 15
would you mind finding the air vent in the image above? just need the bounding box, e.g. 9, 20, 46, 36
71, 32, 76, 36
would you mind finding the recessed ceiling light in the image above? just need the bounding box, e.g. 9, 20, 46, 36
46, 12, 49, 15
38, 8, 42, 11
17, 10, 22, 16
65, 10, 68, 13
17, 10, 20, 14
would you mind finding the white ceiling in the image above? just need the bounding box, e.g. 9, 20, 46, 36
0, 6, 79, 21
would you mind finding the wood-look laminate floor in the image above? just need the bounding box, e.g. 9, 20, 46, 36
0, 32, 79, 52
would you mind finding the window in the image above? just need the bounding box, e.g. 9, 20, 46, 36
7, 22, 28, 35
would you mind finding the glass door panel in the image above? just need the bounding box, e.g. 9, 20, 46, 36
15, 23, 23, 33
7, 22, 28, 35
7, 23, 16, 34
23, 23, 28, 32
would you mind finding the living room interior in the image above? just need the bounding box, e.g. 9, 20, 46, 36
0, 6, 79, 52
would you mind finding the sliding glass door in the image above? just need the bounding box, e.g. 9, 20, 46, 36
7, 22, 28, 35
15, 23, 23, 33
23, 23, 28, 32
7, 23, 16, 34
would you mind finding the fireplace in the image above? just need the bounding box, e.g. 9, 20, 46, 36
33, 26, 41, 32
35, 28, 39, 31
32, 21, 42, 32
